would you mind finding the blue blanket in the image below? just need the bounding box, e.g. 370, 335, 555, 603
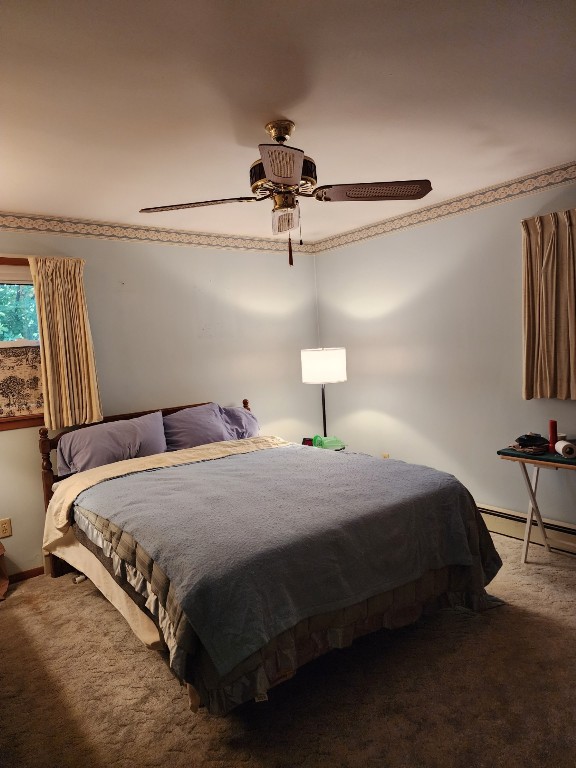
75, 444, 500, 676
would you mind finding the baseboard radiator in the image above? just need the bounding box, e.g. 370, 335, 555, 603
479, 505, 576, 556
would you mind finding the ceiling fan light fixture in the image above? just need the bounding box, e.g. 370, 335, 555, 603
272, 209, 298, 234
272, 194, 299, 234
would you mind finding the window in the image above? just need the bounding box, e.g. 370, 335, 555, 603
0, 283, 39, 344
0, 256, 43, 430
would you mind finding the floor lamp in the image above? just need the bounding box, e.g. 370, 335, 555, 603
301, 347, 347, 437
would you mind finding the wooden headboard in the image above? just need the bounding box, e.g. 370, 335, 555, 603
39, 398, 251, 513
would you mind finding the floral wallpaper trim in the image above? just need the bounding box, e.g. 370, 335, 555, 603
0, 214, 288, 252
0, 161, 574, 254
307, 161, 576, 253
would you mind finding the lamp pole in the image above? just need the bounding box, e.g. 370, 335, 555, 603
321, 383, 327, 437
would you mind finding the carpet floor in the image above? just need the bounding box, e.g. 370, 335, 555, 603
1, 533, 575, 768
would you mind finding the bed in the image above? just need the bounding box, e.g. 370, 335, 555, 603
40, 399, 502, 715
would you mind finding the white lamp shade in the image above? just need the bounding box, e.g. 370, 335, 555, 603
301, 347, 347, 384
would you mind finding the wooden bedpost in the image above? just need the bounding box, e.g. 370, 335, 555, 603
39, 427, 54, 512
39, 427, 74, 577
243, 399, 250, 411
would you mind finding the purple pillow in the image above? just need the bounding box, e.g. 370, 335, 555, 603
163, 403, 233, 451
133, 411, 167, 457
57, 411, 166, 475
222, 406, 259, 439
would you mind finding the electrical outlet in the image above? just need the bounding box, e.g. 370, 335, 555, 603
0, 518, 12, 538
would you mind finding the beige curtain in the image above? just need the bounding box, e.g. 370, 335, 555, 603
29, 257, 102, 428
522, 209, 576, 400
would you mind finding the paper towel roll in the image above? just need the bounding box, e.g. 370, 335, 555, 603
555, 440, 576, 458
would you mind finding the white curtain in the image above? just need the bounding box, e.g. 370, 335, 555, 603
29, 256, 103, 428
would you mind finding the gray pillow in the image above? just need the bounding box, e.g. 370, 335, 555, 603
222, 406, 259, 439
57, 411, 167, 475
163, 403, 233, 451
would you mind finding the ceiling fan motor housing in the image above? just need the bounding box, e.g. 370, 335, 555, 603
250, 156, 317, 196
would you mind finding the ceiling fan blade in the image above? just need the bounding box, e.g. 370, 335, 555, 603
259, 144, 305, 187
314, 180, 432, 202
140, 196, 268, 213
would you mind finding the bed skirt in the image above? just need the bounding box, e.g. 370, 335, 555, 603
186, 562, 475, 714
46, 541, 478, 715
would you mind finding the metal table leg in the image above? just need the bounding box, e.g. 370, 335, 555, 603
518, 463, 551, 563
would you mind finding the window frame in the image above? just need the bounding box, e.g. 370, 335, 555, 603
0, 256, 44, 431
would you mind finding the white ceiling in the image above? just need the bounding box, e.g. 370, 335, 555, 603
2, 0, 575, 243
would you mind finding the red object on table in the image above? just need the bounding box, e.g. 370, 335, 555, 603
549, 419, 558, 453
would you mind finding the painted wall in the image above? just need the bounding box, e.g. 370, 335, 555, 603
316, 183, 576, 525
2, 182, 576, 574
0, 232, 319, 574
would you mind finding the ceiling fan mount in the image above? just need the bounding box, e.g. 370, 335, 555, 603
140, 119, 432, 245
264, 119, 296, 144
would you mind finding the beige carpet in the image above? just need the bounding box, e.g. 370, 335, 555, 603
1, 533, 575, 768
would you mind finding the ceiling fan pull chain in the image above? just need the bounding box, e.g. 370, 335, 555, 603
288, 234, 293, 267
299, 220, 303, 246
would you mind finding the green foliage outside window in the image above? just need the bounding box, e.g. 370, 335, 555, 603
0, 283, 39, 342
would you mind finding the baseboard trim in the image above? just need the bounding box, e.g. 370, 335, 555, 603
9, 566, 44, 584
479, 505, 576, 556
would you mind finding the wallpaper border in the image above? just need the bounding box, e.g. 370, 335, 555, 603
0, 161, 574, 254
0, 214, 287, 253
308, 161, 576, 252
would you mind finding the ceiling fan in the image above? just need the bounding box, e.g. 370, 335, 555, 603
140, 120, 432, 263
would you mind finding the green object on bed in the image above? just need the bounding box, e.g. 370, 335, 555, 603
312, 435, 345, 450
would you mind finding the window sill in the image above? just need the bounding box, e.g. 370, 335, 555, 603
0, 340, 40, 349
0, 414, 44, 432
